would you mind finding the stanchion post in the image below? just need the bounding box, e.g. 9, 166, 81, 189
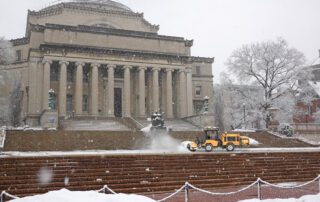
318, 175, 320, 194
0, 191, 4, 202
257, 179, 262, 200
185, 182, 189, 202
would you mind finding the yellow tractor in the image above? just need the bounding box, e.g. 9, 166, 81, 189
187, 126, 250, 152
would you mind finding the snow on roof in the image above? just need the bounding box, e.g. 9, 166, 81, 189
310, 57, 320, 66
308, 81, 320, 96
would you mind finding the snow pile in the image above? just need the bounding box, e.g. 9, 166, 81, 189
239, 193, 320, 202
141, 125, 184, 152
249, 138, 260, 145
233, 129, 256, 132
148, 131, 181, 151
10, 189, 156, 202
179, 141, 193, 151
141, 124, 152, 133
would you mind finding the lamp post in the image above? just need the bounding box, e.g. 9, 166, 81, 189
243, 103, 246, 129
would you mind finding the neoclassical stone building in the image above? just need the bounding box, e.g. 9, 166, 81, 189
9, 0, 214, 126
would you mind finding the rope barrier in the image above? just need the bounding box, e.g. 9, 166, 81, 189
187, 179, 260, 196
157, 183, 187, 202
0, 191, 19, 202
97, 185, 117, 194
156, 175, 320, 201
259, 175, 320, 189
1, 175, 320, 202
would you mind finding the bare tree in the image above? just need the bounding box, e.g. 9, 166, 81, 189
9, 79, 23, 127
0, 36, 22, 126
226, 38, 305, 127
0, 37, 14, 65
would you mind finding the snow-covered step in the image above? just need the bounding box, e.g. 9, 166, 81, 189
62, 119, 130, 131
1, 152, 320, 197
135, 118, 201, 131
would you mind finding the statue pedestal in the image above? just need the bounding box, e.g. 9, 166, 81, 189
40, 110, 58, 129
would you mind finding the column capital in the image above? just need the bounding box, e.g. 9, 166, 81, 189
42, 59, 52, 65
165, 68, 175, 72
91, 63, 100, 68
123, 65, 132, 70
152, 67, 161, 72
108, 64, 117, 69
185, 67, 193, 73
179, 68, 186, 73
59, 61, 69, 66
75, 62, 85, 67
138, 66, 147, 71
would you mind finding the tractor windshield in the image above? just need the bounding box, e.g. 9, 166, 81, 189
205, 130, 219, 140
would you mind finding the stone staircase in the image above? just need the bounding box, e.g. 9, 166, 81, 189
1, 151, 320, 198
136, 118, 202, 131
245, 131, 312, 147
61, 118, 130, 131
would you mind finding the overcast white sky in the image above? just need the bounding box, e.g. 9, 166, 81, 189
0, 0, 320, 83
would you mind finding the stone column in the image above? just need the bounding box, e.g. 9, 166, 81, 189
90, 63, 99, 116
42, 59, 52, 110
123, 65, 132, 117
138, 66, 146, 117
59, 61, 69, 117
152, 67, 160, 112
166, 68, 174, 118
186, 67, 193, 116
179, 69, 187, 118
75, 62, 84, 116
107, 64, 116, 117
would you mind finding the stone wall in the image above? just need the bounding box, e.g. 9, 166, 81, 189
2, 130, 201, 151
183, 114, 215, 128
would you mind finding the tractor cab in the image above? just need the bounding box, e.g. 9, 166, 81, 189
195, 127, 220, 146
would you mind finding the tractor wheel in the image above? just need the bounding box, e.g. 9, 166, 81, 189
205, 144, 213, 152
226, 143, 235, 152
187, 144, 195, 152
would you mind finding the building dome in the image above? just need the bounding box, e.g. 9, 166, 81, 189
40, 0, 133, 13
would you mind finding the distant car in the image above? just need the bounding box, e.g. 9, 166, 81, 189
278, 124, 294, 137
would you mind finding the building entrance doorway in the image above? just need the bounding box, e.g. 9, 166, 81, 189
114, 88, 122, 117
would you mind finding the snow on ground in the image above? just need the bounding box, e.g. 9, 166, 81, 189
2, 147, 320, 158
239, 193, 320, 202
249, 138, 260, 145
10, 189, 156, 202
233, 129, 256, 132
140, 124, 190, 152
141, 124, 152, 134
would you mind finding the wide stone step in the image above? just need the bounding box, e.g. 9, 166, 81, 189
1, 152, 320, 197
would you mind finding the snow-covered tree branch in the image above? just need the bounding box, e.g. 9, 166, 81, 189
226, 38, 306, 127
0, 37, 14, 65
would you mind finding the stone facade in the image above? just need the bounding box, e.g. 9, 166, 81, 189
6, 0, 214, 126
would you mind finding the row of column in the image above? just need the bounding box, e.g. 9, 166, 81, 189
42, 59, 193, 118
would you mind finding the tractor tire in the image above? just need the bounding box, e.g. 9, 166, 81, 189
187, 144, 195, 152
205, 144, 213, 152
226, 143, 235, 152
